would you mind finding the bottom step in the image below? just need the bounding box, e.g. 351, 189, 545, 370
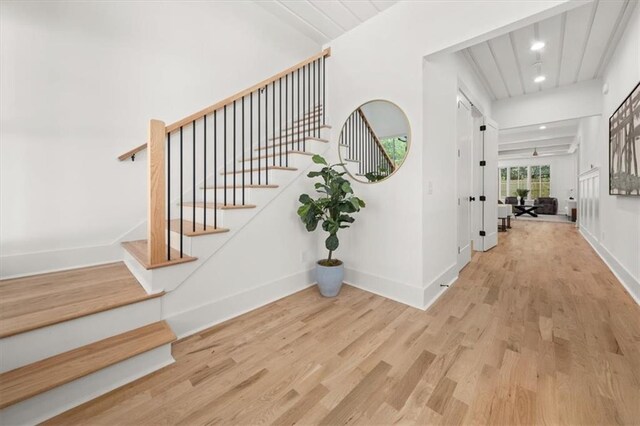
0, 321, 175, 425
122, 240, 197, 270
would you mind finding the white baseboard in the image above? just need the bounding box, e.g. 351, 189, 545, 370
580, 228, 640, 305
343, 268, 425, 310
0, 243, 122, 280
422, 262, 458, 310
165, 269, 316, 339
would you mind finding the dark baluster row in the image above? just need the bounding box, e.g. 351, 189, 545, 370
340, 109, 394, 178
163, 56, 326, 261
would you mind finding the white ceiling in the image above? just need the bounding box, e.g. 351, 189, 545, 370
255, 0, 398, 44
463, 0, 637, 101
498, 118, 581, 159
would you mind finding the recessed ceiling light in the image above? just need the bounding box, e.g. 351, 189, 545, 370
531, 41, 545, 51
539, 125, 547, 130
534, 75, 546, 83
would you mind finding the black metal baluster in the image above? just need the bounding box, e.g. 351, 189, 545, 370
167, 132, 171, 260
279, 77, 282, 167
250, 92, 253, 186
224, 105, 227, 206
203, 115, 207, 230
322, 55, 326, 126
214, 110, 217, 229
272, 81, 275, 167
242, 95, 245, 205
285, 73, 289, 167
297, 68, 301, 151
258, 89, 262, 185
179, 126, 183, 257
192, 120, 196, 233
265, 85, 269, 185
302, 66, 305, 151
315, 59, 318, 138
233, 100, 237, 205
307, 63, 310, 139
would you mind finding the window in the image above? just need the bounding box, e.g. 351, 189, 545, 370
499, 168, 508, 199
509, 166, 528, 196
498, 164, 551, 200
530, 165, 551, 198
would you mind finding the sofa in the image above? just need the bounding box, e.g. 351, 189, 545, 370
505, 196, 518, 205
535, 197, 558, 215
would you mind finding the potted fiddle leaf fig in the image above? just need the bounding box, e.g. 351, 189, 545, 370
297, 155, 365, 297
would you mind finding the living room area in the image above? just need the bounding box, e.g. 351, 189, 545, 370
498, 124, 579, 225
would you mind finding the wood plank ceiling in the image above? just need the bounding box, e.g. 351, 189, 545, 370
463, 0, 637, 101
255, 0, 398, 44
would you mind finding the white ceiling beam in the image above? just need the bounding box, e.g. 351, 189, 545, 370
573, 0, 599, 83
508, 32, 526, 95
556, 12, 567, 88
462, 49, 498, 101
594, 0, 635, 78
487, 39, 513, 97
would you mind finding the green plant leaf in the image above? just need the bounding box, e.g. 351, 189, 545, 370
307, 171, 322, 178
299, 194, 312, 204
312, 154, 327, 165
326, 234, 339, 251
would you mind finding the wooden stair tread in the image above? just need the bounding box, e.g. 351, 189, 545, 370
202, 184, 279, 189
255, 137, 328, 151
0, 263, 163, 338
220, 166, 297, 174
168, 220, 229, 237
0, 321, 176, 409
268, 125, 331, 141
122, 240, 197, 270
239, 150, 312, 162
182, 202, 257, 210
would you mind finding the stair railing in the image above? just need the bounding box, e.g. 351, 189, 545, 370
122, 48, 330, 266
340, 107, 395, 178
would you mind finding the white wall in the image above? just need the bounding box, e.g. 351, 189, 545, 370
0, 1, 319, 272
324, 0, 572, 308
498, 154, 578, 212
578, 4, 640, 301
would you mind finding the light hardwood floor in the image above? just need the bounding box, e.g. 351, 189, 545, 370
47, 221, 640, 425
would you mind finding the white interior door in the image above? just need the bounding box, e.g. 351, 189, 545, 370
456, 97, 473, 270
472, 118, 499, 251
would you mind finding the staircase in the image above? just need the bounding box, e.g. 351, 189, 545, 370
0, 48, 331, 425
338, 106, 395, 181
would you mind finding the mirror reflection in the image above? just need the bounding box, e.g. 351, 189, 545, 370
338, 100, 410, 183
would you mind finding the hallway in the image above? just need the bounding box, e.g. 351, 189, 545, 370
48, 221, 640, 425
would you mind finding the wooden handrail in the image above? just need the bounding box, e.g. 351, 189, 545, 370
118, 48, 331, 161
356, 108, 396, 171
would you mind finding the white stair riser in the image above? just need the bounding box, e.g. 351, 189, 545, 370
0, 345, 174, 426
0, 297, 161, 373
123, 250, 199, 294
179, 206, 254, 230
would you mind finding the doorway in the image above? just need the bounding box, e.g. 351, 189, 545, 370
456, 94, 473, 271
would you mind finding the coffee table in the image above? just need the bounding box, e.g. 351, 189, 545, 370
513, 205, 540, 217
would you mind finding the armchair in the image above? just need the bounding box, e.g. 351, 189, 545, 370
535, 197, 558, 215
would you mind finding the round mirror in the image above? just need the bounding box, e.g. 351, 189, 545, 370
338, 100, 410, 183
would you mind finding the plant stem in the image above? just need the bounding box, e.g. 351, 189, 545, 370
327, 250, 332, 261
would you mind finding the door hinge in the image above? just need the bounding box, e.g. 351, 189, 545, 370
457, 149, 460, 157
479, 160, 486, 166
479, 195, 486, 201
457, 246, 461, 254
479, 230, 486, 236
480, 125, 486, 131
458, 198, 461, 205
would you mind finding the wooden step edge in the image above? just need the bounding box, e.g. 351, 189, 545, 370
268, 125, 332, 141
0, 321, 176, 409
219, 166, 297, 175
201, 184, 279, 189
238, 150, 313, 162
343, 158, 359, 163
121, 240, 197, 270
168, 220, 230, 237
0, 267, 165, 339
181, 202, 257, 210
254, 137, 329, 152
339, 143, 349, 148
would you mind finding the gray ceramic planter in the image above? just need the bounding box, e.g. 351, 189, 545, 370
316, 261, 344, 297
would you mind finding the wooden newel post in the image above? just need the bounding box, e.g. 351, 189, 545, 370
148, 119, 166, 266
